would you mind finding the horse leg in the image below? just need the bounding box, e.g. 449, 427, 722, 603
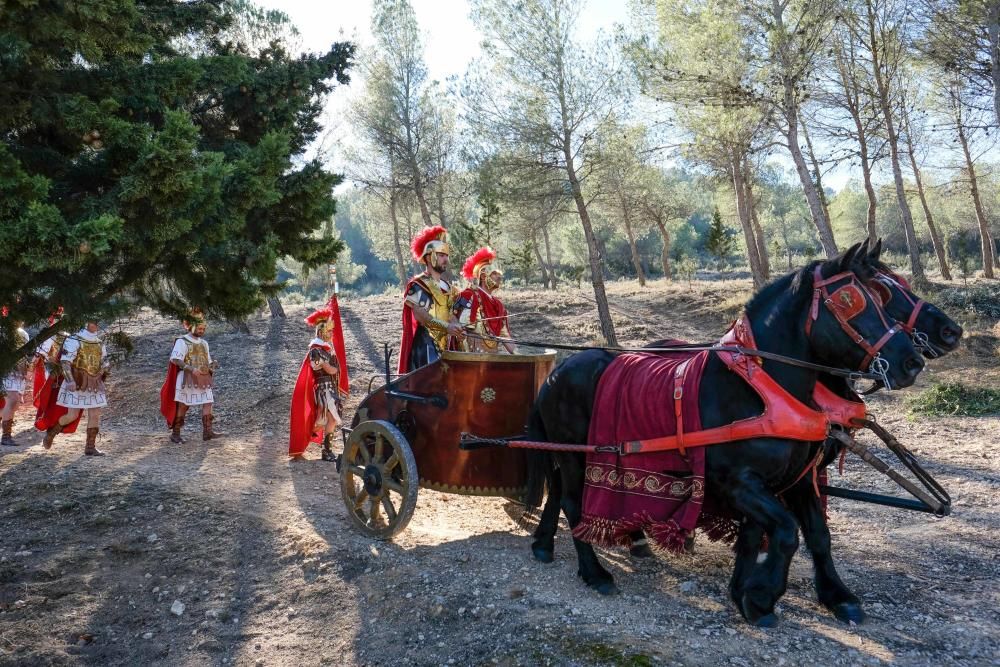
558, 453, 617, 595
729, 519, 765, 610
728, 472, 800, 627
628, 530, 654, 558
784, 483, 865, 624
531, 469, 561, 563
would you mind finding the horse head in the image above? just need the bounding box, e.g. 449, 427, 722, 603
863, 239, 963, 358
801, 240, 925, 389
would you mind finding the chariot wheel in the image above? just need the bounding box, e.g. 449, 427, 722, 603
340, 420, 418, 540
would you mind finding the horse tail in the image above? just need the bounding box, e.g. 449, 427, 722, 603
522, 406, 551, 509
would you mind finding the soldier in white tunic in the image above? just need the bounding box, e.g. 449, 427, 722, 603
160, 311, 223, 443
1, 320, 31, 447
45, 319, 108, 455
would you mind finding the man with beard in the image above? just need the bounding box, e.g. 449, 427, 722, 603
39, 318, 109, 455
1, 316, 31, 447
456, 247, 515, 354
398, 225, 465, 373
160, 310, 223, 443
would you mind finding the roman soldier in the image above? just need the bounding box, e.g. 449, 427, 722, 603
399, 225, 465, 373
289, 306, 349, 462
160, 310, 223, 443
33, 307, 66, 408
456, 247, 515, 354
1, 318, 31, 447
37, 319, 109, 455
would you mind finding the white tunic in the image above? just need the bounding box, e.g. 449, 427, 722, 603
171, 334, 215, 406
56, 329, 108, 409
2, 327, 30, 394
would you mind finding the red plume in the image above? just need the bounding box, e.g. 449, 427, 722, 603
410, 225, 447, 262
462, 247, 497, 280
305, 307, 333, 327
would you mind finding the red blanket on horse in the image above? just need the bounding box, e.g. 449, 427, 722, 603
575, 348, 718, 553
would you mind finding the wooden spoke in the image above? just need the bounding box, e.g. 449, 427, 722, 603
368, 497, 381, 525
384, 479, 404, 496
383, 452, 400, 473
353, 489, 369, 511
381, 496, 398, 523
347, 465, 366, 478
358, 442, 372, 464
374, 433, 384, 461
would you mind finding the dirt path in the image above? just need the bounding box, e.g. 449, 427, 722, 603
1, 280, 998, 666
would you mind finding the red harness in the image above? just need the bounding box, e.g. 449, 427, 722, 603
806, 267, 904, 369
870, 270, 926, 334
621, 316, 867, 457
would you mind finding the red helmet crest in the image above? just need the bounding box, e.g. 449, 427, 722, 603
462, 247, 498, 280
410, 225, 448, 262
304, 307, 334, 327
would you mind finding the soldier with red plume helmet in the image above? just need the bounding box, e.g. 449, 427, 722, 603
159, 309, 223, 444
399, 225, 465, 373
289, 305, 347, 462
1, 311, 30, 447
455, 247, 515, 354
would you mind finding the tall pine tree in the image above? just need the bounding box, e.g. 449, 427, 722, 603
0, 0, 354, 371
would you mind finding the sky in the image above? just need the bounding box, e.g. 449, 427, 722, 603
256, 0, 996, 193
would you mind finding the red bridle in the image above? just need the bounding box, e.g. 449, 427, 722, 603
871, 271, 926, 335
805, 266, 904, 370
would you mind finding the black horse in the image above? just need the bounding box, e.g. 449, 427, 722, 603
523, 242, 926, 627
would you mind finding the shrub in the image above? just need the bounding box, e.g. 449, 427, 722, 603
906, 381, 1000, 417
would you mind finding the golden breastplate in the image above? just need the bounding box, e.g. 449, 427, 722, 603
72, 340, 103, 376
183, 340, 210, 371
419, 279, 457, 351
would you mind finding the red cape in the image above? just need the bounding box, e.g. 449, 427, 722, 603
288, 344, 326, 456
159, 362, 180, 428
33, 374, 81, 434
463, 286, 509, 336
398, 276, 426, 374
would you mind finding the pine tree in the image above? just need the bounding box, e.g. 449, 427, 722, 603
704, 208, 735, 270
0, 1, 354, 371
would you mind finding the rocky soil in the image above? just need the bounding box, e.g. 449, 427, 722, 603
1, 278, 998, 666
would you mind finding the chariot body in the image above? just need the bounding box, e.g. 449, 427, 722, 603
340, 347, 555, 538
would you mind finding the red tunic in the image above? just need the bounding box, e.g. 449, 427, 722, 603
398, 275, 429, 374
461, 286, 509, 336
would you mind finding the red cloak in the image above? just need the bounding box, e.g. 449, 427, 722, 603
159, 362, 180, 428
288, 343, 329, 456
33, 374, 81, 434
398, 275, 428, 374
328, 295, 350, 396
463, 286, 509, 336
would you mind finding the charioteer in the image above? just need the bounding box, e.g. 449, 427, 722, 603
398, 225, 464, 373
455, 247, 515, 354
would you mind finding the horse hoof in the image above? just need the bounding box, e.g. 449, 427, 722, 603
630, 542, 654, 559
752, 613, 779, 628
532, 546, 554, 564
592, 580, 618, 596
832, 602, 866, 625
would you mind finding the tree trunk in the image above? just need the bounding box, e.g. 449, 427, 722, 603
565, 149, 616, 345
389, 186, 408, 287
743, 161, 770, 280
956, 110, 997, 278
787, 114, 838, 257
655, 220, 671, 280
800, 115, 833, 233
530, 231, 551, 289
865, 0, 925, 283
835, 43, 878, 241
901, 105, 952, 280
267, 296, 286, 318
731, 154, 766, 289
228, 318, 251, 334
541, 225, 557, 289
621, 207, 647, 287
410, 159, 434, 228
989, 0, 1000, 127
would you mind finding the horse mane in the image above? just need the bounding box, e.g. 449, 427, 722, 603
744, 260, 823, 320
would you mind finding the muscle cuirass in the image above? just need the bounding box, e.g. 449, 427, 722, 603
183, 339, 210, 371
417, 278, 457, 352
309, 346, 336, 383
72, 340, 103, 376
